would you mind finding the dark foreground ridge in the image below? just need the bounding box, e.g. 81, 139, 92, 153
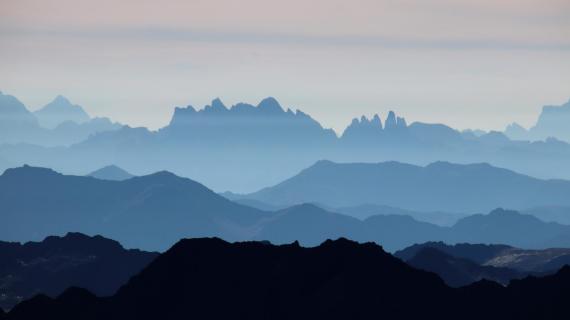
5, 237, 570, 320
0, 233, 157, 310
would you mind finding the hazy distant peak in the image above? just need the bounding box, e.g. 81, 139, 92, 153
386, 110, 396, 126
257, 97, 284, 113
205, 98, 228, 112
505, 122, 527, 133
52, 94, 71, 104
372, 114, 382, 126
88, 165, 134, 181
541, 99, 570, 114
211, 97, 226, 109
34, 95, 90, 129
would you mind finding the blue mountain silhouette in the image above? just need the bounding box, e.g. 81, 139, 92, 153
243, 160, 570, 213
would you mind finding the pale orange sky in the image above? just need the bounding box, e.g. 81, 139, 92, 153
1, 0, 569, 133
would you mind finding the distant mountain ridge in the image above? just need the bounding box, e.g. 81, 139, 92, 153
505, 99, 570, 142
161, 97, 336, 146
2, 165, 570, 252
34, 95, 90, 129
242, 160, 570, 213
0, 91, 121, 146
0, 165, 267, 251
3, 92, 570, 191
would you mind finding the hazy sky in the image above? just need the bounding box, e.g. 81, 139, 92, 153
1, 0, 569, 133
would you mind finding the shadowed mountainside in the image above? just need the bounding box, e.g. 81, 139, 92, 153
396, 241, 570, 273
0, 165, 267, 251
405, 247, 523, 287
0, 233, 157, 311
5, 237, 570, 320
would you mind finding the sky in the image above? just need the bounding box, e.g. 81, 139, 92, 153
1, 0, 569, 134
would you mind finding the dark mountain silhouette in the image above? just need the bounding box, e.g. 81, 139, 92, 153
505, 99, 570, 143
0, 165, 267, 251
395, 242, 512, 263
5, 237, 570, 320
0, 232, 157, 311
88, 165, 134, 181
243, 160, 570, 213
33, 95, 90, 129
405, 247, 523, 287
396, 241, 570, 273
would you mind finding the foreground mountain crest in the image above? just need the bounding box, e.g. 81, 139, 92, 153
5, 237, 570, 320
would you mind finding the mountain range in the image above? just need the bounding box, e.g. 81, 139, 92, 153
0, 233, 156, 311
402, 247, 524, 287
505, 99, 570, 143
0, 165, 266, 251
396, 242, 570, 274
4, 237, 570, 320
0, 92, 121, 147
238, 160, 570, 214
33, 95, 90, 129
3, 92, 570, 192
2, 165, 570, 251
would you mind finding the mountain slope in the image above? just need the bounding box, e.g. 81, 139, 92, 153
0, 166, 267, 250
244, 160, 570, 213
0, 233, 157, 310
2, 167, 570, 252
